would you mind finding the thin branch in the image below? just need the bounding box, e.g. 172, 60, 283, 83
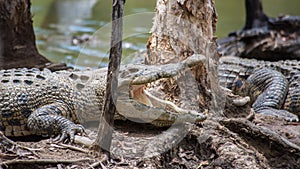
92, 0, 125, 156
58, 143, 89, 153
88, 155, 108, 169
0, 132, 40, 157
1, 158, 92, 166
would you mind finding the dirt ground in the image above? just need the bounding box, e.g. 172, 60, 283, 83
1, 94, 299, 169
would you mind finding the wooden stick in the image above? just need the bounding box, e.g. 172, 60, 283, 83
58, 143, 89, 153
91, 0, 125, 158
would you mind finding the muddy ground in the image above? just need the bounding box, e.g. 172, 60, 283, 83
1, 94, 299, 169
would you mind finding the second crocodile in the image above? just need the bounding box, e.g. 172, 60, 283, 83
219, 56, 300, 122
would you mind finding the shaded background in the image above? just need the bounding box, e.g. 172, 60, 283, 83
31, 0, 300, 68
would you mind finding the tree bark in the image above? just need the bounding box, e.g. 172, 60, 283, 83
244, 0, 268, 30
0, 0, 68, 70
146, 0, 217, 64
146, 0, 219, 113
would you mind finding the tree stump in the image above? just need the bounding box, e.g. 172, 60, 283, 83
146, 0, 219, 114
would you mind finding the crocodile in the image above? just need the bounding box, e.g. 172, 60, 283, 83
219, 56, 300, 122
0, 54, 207, 142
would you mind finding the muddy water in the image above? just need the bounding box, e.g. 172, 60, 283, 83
31, 0, 300, 68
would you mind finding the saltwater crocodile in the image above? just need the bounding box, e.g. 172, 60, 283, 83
2, 53, 298, 142
219, 56, 300, 122
0, 55, 207, 142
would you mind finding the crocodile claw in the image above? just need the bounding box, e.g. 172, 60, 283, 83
53, 124, 85, 143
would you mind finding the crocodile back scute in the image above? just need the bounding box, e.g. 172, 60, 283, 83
284, 73, 300, 116
0, 68, 77, 136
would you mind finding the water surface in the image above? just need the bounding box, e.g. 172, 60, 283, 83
31, 0, 300, 68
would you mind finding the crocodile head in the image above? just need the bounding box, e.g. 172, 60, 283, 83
73, 54, 207, 126
115, 54, 208, 126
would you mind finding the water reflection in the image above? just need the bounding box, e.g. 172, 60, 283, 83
42, 0, 97, 30
32, 0, 155, 69
33, 0, 102, 68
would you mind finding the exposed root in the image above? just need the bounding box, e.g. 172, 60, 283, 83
220, 118, 300, 152
220, 118, 300, 168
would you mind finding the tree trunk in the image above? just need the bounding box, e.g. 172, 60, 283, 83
244, 0, 268, 30
146, 0, 219, 113
0, 0, 68, 70
146, 0, 217, 64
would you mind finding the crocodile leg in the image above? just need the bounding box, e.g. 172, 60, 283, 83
27, 102, 84, 142
246, 68, 299, 121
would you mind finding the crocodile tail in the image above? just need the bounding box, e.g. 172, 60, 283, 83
247, 68, 298, 121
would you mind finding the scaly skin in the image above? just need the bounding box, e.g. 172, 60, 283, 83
219, 56, 300, 121
0, 55, 207, 141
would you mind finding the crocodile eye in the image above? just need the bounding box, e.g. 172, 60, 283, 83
235, 80, 243, 88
